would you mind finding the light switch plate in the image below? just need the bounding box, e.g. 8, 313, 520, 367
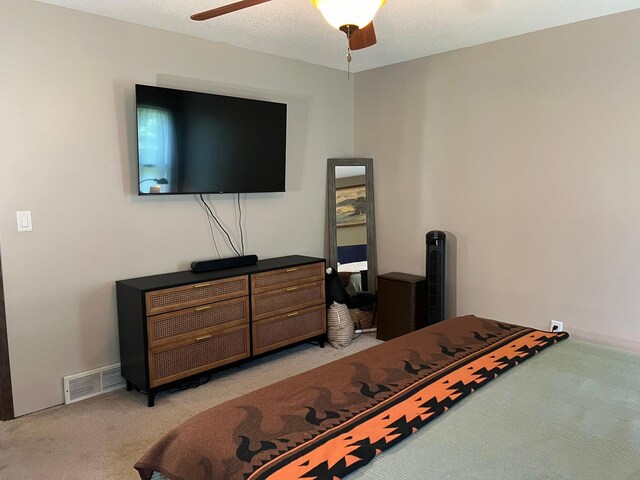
17, 211, 32, 232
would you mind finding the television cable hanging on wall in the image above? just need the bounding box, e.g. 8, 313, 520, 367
236, 193, 246, 256
198, 194, 242, 257
197, 194, 222, 259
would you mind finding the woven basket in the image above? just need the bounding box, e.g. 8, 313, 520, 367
327, 302, 354, 348
349, 306, 375, 330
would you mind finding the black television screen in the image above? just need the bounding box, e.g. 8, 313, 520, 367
135, 84, 287, 195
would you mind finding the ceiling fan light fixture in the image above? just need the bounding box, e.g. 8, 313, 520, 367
312, 0, 386, 31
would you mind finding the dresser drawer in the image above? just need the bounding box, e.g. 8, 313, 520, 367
251, 262, 325, 294
147, 296, 249, 348
252, 305, 326, 355
251, 280, 325, 322
145, 276, 248, 315
149, 324, 250, 387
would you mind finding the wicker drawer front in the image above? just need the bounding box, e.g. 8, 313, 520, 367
251, 262, 324, 294
145, 276, 248, 315
252, 281, 325, 321
149, 325, 249, 387
147, 297, 249, 348
253, 305, 326, 355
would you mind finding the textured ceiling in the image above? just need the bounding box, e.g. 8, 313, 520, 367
34, 0, 640, 72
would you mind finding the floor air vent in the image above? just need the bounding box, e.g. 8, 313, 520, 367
63, 363, 125, 404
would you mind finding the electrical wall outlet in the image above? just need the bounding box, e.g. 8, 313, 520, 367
550, 320, 564, 332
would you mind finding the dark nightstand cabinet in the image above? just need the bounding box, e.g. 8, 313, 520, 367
376, 272, 427, 341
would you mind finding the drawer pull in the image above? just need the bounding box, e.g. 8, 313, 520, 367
285, 286, 298, 292
285, 268, 298, 273
195, 334, 212, 342
193, 283, 210, 289
195, 305, 211, 312
287, 312, 299, 317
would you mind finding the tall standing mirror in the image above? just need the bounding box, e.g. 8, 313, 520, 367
327, 158, 377, 293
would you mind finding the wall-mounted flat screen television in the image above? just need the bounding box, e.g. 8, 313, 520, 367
135, 84, 287, 195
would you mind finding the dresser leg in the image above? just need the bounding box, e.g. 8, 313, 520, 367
126, 380, 133, 392
148, 390, 157, 407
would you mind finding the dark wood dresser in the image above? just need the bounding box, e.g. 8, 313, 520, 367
116, 255, 325, 406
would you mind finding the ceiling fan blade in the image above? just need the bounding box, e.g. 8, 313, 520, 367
349, 22, 377, 50
191, 0, 273, 21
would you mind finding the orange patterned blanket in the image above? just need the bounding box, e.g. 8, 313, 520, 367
136, 315, 568, 480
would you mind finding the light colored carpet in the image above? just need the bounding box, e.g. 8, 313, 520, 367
0, 334, 381, 480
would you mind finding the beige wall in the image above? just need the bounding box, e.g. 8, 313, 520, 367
355, 10, 640, 352
0, 0, 353, 416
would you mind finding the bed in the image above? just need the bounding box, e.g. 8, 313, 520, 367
346, 337, 640, 479
131, 314, 640, 480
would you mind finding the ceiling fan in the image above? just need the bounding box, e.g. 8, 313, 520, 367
191, 0, 386, 51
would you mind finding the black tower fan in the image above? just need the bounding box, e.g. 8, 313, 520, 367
426, 230, 446, 325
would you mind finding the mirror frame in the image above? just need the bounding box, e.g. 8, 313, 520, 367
327, 157, 377, 293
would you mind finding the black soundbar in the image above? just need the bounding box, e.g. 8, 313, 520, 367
191, 255, 258, 273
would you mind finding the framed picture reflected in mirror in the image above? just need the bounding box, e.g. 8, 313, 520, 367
336, 184, 366, 227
